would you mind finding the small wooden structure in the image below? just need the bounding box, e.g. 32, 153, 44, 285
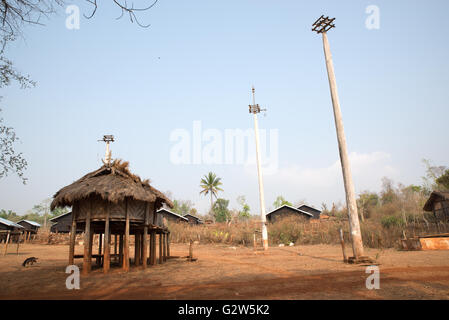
17, 220, 41, 242
183, 214, 203, 225
423, 191, 449, 222
157, 208, 189, 225
0, 217, 24, 255
50, 159, 174, 274
265, 205, 315, 223
49, 212, 83, 234
297, 205, 322, 219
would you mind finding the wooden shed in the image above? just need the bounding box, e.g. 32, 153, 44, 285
297, 205, 322, 219
0, 217, 24, 244
17, 220, 41, 242
266, 205, 315, 223
157, 208, 189, 226
183, 213, 203, 225
50, 212, 83, 234
50, 159, 174, 274
423, 191, 449, 222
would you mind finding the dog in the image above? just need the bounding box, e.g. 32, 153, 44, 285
22, 257, 38, 267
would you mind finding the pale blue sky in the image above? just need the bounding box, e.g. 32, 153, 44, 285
1, 0, 448, 215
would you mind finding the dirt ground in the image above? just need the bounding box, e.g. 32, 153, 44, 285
0, 243, 448, 300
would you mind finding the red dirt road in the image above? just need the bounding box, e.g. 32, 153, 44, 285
0, 243, 448, 299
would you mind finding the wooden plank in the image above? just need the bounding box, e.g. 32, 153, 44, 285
104, 203, 111, 274
159, 233, 163, 264
167, 232, 170, 257
339, 228, 348, 263
123, 198, 130, 271
69, 206, 77, 265
83, 199, 92, 274
162, 233, 167, 262
97, 233, 103, 267
143, 203, 149, 268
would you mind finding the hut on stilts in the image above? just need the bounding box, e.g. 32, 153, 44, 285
50, 159, 173, 274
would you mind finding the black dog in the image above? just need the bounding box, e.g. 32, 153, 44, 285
22, 257, 38, 267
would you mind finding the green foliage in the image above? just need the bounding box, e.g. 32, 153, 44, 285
272, 195, 292, 209
213, 198, 230, 223
436, 169, 449, 191
236, 195, 251, 220
381, 215, 404, 229
200, 172, 223, 212
172, 199, 194, 216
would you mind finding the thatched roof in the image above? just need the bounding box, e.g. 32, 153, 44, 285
51, 160, 173, 210
423, 191, 449, 211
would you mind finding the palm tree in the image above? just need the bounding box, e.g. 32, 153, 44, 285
200, 172, 223, 213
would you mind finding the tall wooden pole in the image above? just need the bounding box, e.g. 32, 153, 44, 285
103, 205, 111, 273
250, 87, 268, 251
321, 31, 364, 258
83, 200, 92, 274
69, 208, 77, 265
123, 198, 130, 271
143, 204, 149, 268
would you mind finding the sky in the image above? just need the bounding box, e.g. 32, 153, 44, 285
0, 0, 448, 216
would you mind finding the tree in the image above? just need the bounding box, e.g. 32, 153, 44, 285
272, 195, 292, 209
356, 191, 379, 221
212, 198, 230, 223
436, 169, 449, 191
0, 1, 160, 183
236, 195, 250, 220
199, 172, 223, 214
380, 177, 397, 205
421, 159, 447, 194
172, 199, 194, 216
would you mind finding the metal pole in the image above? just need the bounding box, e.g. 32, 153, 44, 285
251, 87, 269, 251
321, 30, 364, 258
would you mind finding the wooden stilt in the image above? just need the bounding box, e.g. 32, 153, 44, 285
16, 232, 21, 255
119, 234, 124, 267
162, 233, 166, 262
167, 232, 170, 258
149, 231, 154, 265
134, 233, 140, 265
143, 227, 148, 267
83, 201, 92, 274
69, 211, 77, 265
97, 233, 103, 267
88, 232, 93, 271
159, 232, 163, 264
104, 205, 111, 274
123, 198, 130, 271
114, 234, 118, 258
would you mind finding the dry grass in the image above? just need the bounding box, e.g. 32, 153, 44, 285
167, 216, 449, 249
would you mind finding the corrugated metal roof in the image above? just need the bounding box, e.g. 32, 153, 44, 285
18, 220, 41, 227
0, 217, 25, 229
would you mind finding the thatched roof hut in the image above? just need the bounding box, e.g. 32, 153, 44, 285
51, 159, 174, 274
51, 159, 173, 211
423, 191, 449, 222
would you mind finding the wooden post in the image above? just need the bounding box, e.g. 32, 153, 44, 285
123, 198, 130, 271
253, 233, 257, 250
143, 203, 149, 268
158, 232, 163, 264
167, 232, 170, 258
104, 204, 111, 274
69, 210, 77, 265
97, 233, 103, 267
114, 234, 118, 256
119, 234, 124, 267
322, 32, 364, 259
3, 231, 10, 256
339, 228, 348, 263
162, 233, 166, 262
134, 233, 140, 265
189, 239, 193, 261
83, 200, 92, 274
150, 231, 155, 265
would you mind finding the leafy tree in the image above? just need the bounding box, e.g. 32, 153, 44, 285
213, 198, 230, 223
380, 177, 397, 204
436, 169, 449, 191
421, 159, 447, 194
199, 172, 223, 213
236, 195, 250, 220
356, 191, 379, 221
172, 199, 194, 216
0, 209, 17, 220
273, 195, 292, 209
